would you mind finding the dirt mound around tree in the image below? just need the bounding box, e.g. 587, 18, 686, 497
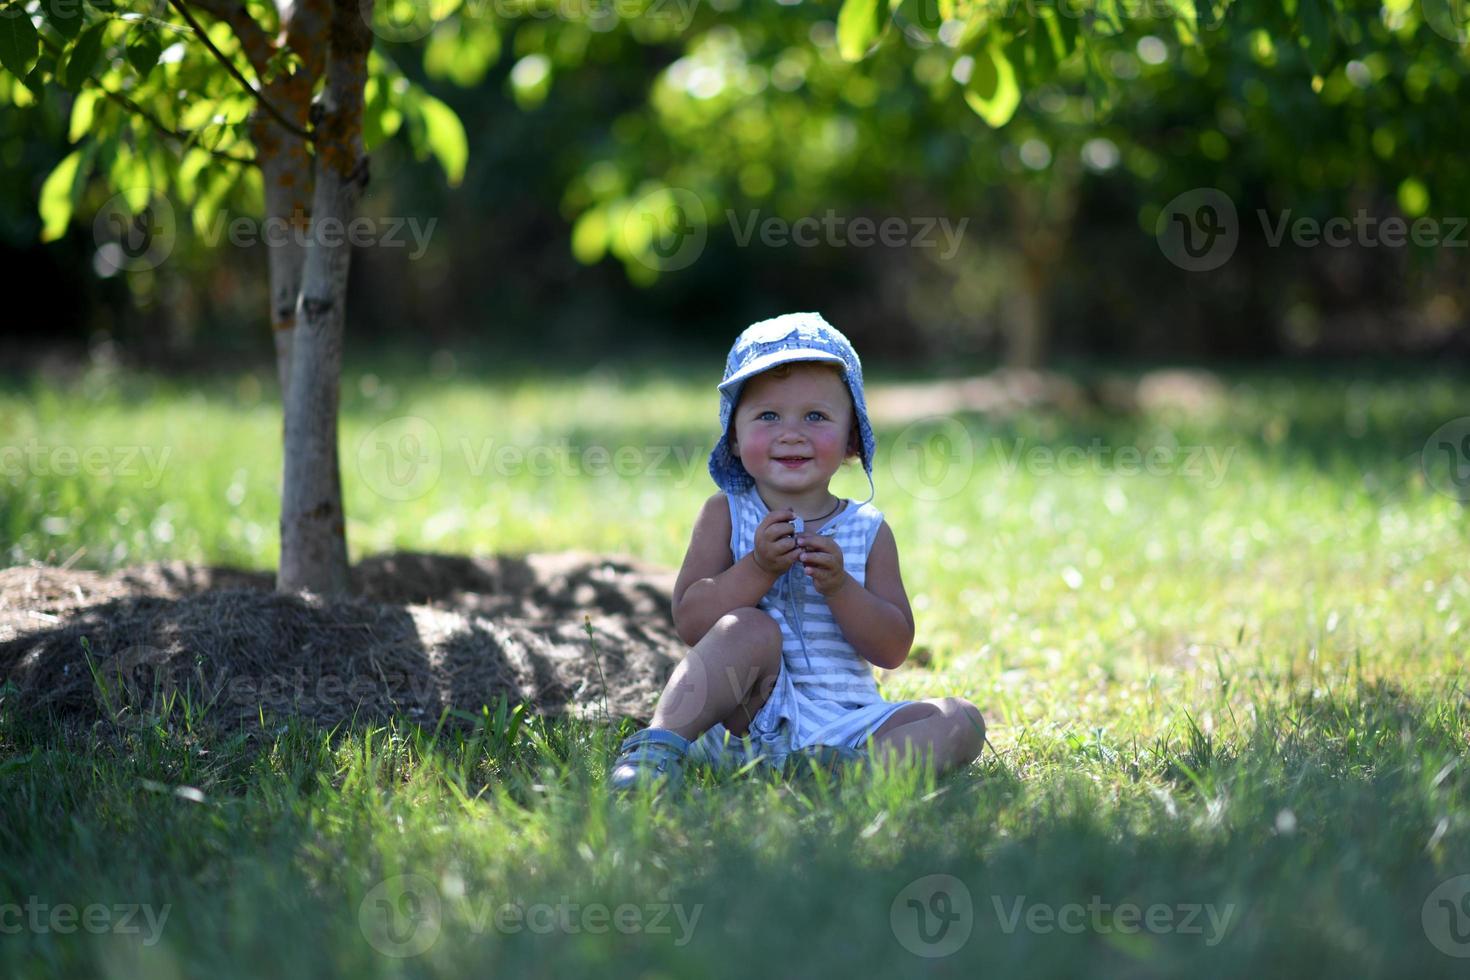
0, 552, 683, 731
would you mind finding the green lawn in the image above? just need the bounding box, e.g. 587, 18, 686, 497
2, 354, 1469, 977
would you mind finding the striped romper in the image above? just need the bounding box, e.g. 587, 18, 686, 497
686, 486, 919, 771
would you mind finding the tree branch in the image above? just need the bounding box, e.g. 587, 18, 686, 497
185, 0, 273, 77
37, 33, 257, 167
167, 0, 313, 142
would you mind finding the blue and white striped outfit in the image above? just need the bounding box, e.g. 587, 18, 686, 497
686, 487, 918, 771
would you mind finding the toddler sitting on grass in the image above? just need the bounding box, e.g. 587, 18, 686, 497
610, 312, 985, 793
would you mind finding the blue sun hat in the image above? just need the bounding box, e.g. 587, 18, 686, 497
708, 311, 877, 507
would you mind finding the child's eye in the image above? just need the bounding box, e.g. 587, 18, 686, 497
758, 411, 778, 421
806, 411, 827, 422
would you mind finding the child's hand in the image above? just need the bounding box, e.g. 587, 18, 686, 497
752, 508, 801, 577
795, 531, 849, 596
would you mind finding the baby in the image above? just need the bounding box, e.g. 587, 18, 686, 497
610, 312, 985, 792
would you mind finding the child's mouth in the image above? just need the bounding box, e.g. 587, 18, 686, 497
774, 456, 810, 468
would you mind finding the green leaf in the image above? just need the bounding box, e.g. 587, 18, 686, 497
1298, 0, 1333, 75
42, 0, 85, 40
1093, 0, 1125, 33
957, 9, 989, 49
61, 21, 107, 91
126, 29, 162, 78
1081, 36, 1116, 116
1191, 0, 1219, 32
0, 3, 42, 79
570, 205, 608, 264
1040, 8, 1076, 63
68, 87, 100, 142
837, 0, 885, 62
39, 149, 84, 242
261, 46, 301, 85
964, 39, 1020, 128
414, 90, 467, 187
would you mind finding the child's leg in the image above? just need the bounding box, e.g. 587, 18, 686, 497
649, 607, 783, 741
868, 697, 986, 776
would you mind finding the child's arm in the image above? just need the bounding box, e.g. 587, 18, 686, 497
670, 493, 783, 647
821, 520, 915, 671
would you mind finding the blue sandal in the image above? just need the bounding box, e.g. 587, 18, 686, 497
609, 728, 690, 794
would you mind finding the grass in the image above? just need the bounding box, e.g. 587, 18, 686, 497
2, 352, 1469, 977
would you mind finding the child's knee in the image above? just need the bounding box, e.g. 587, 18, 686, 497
942, 697, 986, 759
711, 607, 782, 666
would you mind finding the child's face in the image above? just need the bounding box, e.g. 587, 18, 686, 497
730, 362, 857, 494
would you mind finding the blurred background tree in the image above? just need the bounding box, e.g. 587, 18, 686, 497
2, 0, 1467, 367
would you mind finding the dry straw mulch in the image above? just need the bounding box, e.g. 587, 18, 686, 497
0, 552, 684, 732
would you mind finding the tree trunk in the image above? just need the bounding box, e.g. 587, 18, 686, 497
1005, 175, 1079, 369
1007, 252, 1048, 369
260, 1, 325, 396
277, 0, 371, 595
